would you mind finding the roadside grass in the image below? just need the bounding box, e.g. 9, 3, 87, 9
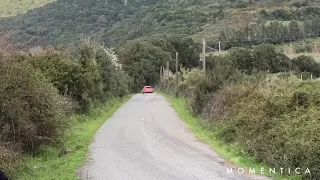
161, 93, 301, 180
13, 95, 132, 180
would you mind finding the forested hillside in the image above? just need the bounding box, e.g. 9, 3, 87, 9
0, 0, 319, 48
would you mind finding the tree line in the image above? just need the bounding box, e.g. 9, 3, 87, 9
217, 18, 320, 50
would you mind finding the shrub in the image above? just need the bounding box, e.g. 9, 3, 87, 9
75, 39, 104, 112
176, 82, 188, 97
293, 55, 320, 77
228, 48, 253, 74
0, 145, 19, 177
27, 40, 131, 112
116, 39, 173, 92
205, 74, 320, 178
95, 46, 131, 98
182, 68, 204, 86
260, 9, 267, 16
27, 47, 82, 98
272, 9, 290, 20
235, 2, 249, 8
252, 44, 293, 73
0, 56, 69, 153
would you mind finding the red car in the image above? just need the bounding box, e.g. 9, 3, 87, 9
141, 86, 154, 94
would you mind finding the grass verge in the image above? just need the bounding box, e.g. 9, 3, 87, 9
161, 93, 301, 180
13, 95, 132, 180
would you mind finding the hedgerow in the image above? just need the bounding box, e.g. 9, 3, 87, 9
0, 39, 131, 177
159, 45, 320, 179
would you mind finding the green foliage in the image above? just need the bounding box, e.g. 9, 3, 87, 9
26, 39, 131, 112
13, 96, 131, 180
0, 39, 131, 177
292, 55, 320, 77
272, 9, 290, 20
147, 36, 200, 70
95, 46, 132, 97
0, 0, 211, 48
26, 48, 81, 99
74, 40, 104, 112
203, 75, 320, 179
229, 48, 254, 74
289, 21, 301, 41
252, 44, 293, 73
182, 68, 204, 86
0, 56, 69, 153
1, 0, 320, 50
116, 39, 173, 92
211, 45, 295, 75
168, 37, 200, 69
159, 37, 320, 180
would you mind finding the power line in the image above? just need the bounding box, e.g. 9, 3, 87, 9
197, 36, 319, 52
279, 0, 309, 25
205, 45, 216, 50
195, 36, 316, 47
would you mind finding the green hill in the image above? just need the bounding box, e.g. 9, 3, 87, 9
0, 0, 319, 48
0, 0, 55, 17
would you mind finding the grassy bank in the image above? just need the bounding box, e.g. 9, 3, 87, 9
13, 95, 132, 180
0, 0, 56, 17
162, 93, 301, 180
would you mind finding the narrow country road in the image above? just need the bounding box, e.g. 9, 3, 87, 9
80, 93, 269, 180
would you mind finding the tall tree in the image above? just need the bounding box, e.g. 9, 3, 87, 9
218, 31, 227, 41
304, 20, 314, 38
218, 31, 228, 50
289, 21, 301, 41
116, 40, 173, 91
168, 37, 200, 70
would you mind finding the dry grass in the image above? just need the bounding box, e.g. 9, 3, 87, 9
286, 52, 320, 62
283, 43, 320, 62
0, 0, 56, 17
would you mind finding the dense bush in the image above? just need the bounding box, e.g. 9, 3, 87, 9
252, 44, 294, 73
292, 55, 320, 77
26, 47, 82, 101
201, 74, 320, 178
0, 56, 69, 153
159, 47, 320, 178
210, 45, 320, 78
0, 38, 131, 176
96, 46, 132, 97
25, 39, 131, 112
116, 39, 173, 92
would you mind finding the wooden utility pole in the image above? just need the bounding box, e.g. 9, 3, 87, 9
219, 41, 221, 52
176, 52, 179, 85
175, 52, 179, 97
166, 61, 169, 77
160, 66, 162, 83
202, 38, 206, 75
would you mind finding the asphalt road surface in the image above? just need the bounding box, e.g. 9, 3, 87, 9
80, 93, 269, 180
